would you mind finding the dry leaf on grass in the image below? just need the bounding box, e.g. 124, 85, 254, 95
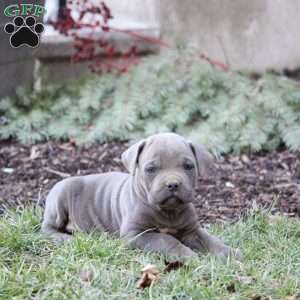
249, 294, 273, 300
136, 264, 159, 289
267, 215, 285, 225
79, 270, 94, 282
226, 275, 256, 294
30, 146, 40, 160
226, 282, 236, 293
284, 296, 299, 300
237, 275, 256, 285
163, 260, 185, 273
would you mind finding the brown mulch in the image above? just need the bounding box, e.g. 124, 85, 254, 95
0, 140, 300, 224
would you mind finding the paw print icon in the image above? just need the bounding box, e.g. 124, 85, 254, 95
4, 16, 44, 48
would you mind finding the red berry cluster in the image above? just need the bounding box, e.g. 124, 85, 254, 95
52, 0, 142, 73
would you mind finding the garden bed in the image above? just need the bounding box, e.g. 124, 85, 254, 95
1, 140, 299, 223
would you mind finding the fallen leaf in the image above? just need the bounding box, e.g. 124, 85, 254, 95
241, 154, 250, 164
163, 260, 185, 273
237, 275, 256, 285
250, 295, 261, 300
267, 215, 285, 225
226, 282, 236, 293
137, 264, 159, 289
79, 270, 94, 282
30, 146, 40, 160
69, 137, 77, 146
137, 272, 157, 289
267, 279, 281, 289
141, 264, 159, 274
284, 296, 298, 300
249, 294, 272, 300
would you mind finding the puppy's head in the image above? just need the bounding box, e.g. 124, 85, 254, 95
122, 133, 215, 210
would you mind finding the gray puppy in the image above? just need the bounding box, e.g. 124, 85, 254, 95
42, 133, 242, 260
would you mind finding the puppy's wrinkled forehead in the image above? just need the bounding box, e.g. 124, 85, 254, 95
140, 133, 194, 165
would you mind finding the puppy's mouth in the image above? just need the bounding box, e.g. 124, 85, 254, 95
159, 196, 184, 208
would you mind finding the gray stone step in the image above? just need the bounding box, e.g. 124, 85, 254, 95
35, 25, 160, 85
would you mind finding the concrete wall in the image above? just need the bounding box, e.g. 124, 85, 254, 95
93, 0, 159, 30
160, 0, 300, 71
0, 0, 44, 99
2, 0, 300, 99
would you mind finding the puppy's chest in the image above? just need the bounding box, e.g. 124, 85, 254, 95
152, 215, 188, 236
157, 227, 179, 235
155, 222, 189, 238
140, 207, 197, 237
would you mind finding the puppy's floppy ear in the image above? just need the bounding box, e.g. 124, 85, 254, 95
121, 139, 146, 175
188, 141, 216, 177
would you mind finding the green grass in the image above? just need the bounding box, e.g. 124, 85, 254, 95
0, 207, 299, 300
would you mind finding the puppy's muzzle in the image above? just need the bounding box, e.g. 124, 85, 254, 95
158, 178, 185, 208
160, 196, 183, 208
166, 180, 181, 192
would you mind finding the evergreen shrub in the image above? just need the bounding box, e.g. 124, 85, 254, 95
1, 49, 300, 154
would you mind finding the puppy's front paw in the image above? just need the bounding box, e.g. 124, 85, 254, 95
182, 248, 197, 258
52, 233, 73, 244
173, 245, 197, 259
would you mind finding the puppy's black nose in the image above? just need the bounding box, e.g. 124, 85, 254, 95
167, 181, 180, 192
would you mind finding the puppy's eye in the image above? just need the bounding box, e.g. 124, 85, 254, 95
183, 162, 195, 171
145, 165, 158, 174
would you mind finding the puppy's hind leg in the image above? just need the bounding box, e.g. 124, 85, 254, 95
41, 222, 72, 243
41, 188, 72, 243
